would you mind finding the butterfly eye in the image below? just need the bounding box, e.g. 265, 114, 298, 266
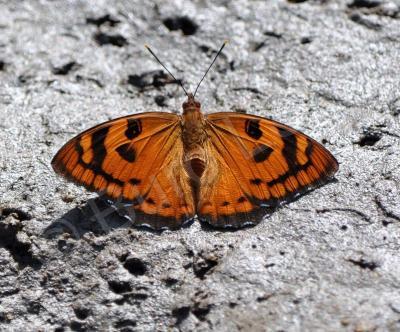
195, 101, 201, 108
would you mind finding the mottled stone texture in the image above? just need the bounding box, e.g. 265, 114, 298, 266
0, 0, 400, 331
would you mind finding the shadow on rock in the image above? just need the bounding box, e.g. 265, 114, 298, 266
43, 198, 141, 239
44, 197, 196, 238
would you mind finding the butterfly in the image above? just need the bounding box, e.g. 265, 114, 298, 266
52, 42, 338, 230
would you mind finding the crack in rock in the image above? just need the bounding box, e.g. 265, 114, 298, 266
348, 0, 399, 18
52, 61, 79, 75
349, 12, 382, 30
347, 258, 379, 271
232, 87, 266, 96
86, 14, 120, 27
253, 31, 283, 51
375, 196, 400, 222
316, 208, 372, 225
127, 70, 181, 91
93, 32, 128, 47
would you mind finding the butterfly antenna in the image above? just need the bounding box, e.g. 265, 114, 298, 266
193, 40, 228, 98
144, 44, 189, 97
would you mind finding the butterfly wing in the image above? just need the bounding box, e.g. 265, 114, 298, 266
198, 112, 339, 228
52, 112, 195, 230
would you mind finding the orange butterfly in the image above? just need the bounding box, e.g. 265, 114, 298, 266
52, 42, 338, 230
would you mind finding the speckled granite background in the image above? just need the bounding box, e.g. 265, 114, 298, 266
0, 0, 400, 331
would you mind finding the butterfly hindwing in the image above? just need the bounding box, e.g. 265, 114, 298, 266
198, 112, 339, 227
52, 112, 195, 230
197, 140, 269, 228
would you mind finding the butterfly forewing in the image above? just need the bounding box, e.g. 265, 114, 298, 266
52, 112, 195, 230
198, 112, 338, 227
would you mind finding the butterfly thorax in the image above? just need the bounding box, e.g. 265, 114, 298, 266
181, 94, 208, 179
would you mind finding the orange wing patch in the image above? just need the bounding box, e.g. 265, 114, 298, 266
197, 112, 338, 227
52, 112, 195, 230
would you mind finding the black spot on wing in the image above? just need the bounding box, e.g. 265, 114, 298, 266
266, 136, 314, 187
253, 144, 273, 163
237, 196, 247, 203
75, 140, 84, 156
91, 127, 109, 167
146, 198, 155, 205
74, 127, 124, 187
250, 178, 262, 185
125, 119, 142, 140
305, 138, 313, 158
245, 119, 262, 140
130, 178, 141, 185
116, 143, 136, 162
278, 128, 298, 167
221, 201, 230, 206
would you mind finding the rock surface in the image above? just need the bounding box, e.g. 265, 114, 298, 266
1, 0, 400, 331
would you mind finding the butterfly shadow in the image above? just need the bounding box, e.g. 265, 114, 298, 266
43, 197, 172, 239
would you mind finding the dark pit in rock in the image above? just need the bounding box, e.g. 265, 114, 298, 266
52, 61, 78, 75
355, 131, 382, 146
94, 32, 127, 47
163, 16, 198, 35
348, 258, 379, 271
119, 254, 148, 276
172, 306, 190, 325
348, 0, 382, 9
86, 14, 120, 26
107, 280, 132, 294
127, 70, 180, 91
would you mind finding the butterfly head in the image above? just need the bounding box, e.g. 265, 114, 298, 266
182, 93, 201, 113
